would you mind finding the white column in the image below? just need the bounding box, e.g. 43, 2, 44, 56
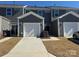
58, 18, 60, 37
23, 7, 24, 14
18, 19, 19, 36
0, 18, 2, 37
43, 18, 44, 30
23, 5, 28, 14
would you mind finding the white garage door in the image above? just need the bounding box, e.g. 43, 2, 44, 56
23, 23, 41, 37
63, 22, 79, 38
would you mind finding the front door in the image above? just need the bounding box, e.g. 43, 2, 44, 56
11, 25, 17, 36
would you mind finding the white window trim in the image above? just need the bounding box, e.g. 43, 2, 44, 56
6, 8, 12, 16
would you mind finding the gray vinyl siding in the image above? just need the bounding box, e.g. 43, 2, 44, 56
50, 19, 58, 36
19, 22, 23, 36
43, 10, 51, 26
59, 22, 64, 36
0, 8, 6, 16
59, 14, 79, 22
19, 14, 42, 23
12, 8, 22, 16
59, 9, 67, 16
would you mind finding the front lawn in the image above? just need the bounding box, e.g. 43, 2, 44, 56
43, 37, 79, 57
0, 37, 22, 56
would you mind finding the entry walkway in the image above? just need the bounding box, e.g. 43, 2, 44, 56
4, 37, 55, 57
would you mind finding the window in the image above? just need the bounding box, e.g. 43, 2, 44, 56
66, 10, 71, 13
6, 8, 12, 16
7, 8, 11, 11
54, 9, 59, 17
37, 10, 43, 16
7, 13, 11, 15
72, 10, 79, 13
52, 9, 59, 17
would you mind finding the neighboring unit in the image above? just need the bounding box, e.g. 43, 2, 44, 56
0, 16, 11, 37
51, 11, 79, 38
0, 5, 79, 37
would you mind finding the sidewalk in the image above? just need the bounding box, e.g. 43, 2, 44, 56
42, 37, 60, 41
4, 37, 55, 57
0, 37, 12, 42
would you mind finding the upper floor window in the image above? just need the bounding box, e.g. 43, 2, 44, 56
66, 10, 71, 12
6, 8, 12, 16
7, 8, 11, 11
37, 10, 43, 16
54, 9, 59, 17
72, 10, 79, 13
52, 9, 59, 17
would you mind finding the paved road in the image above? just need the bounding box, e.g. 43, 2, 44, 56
3, 37, 55, 57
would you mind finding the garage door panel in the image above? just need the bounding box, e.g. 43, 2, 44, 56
63, 22, 79, 38
23, 23, 41, 37
33, 24, 40, 36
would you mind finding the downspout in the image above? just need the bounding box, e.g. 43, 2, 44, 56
58, 18, 60, 37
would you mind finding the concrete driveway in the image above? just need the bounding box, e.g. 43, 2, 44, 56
4, 37, 55, 57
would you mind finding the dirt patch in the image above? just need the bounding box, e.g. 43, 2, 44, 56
0, 37, 6, 40
0, 37, 22, 57
43, 37, 79, 57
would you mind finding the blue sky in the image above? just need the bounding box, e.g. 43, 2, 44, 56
0, 1, 79, 8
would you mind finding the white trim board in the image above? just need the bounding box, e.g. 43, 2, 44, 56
58, 11, 79, 19
52, 11, 79, 22
17, 11, 44, 20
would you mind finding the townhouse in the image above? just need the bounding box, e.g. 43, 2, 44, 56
0, 4, 79, 37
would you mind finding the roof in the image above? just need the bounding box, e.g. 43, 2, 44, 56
25, 6, 79, 10
52, 11, 79, 21
0, 4, 79, 10
58, 11, 79, 19
0, 4, 23, 8
17, 11, 44, 20
0, 16, 10, 22
50, 6, 79, 10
